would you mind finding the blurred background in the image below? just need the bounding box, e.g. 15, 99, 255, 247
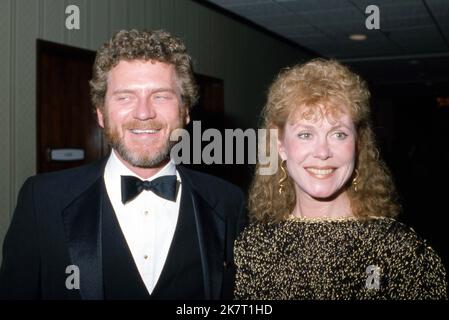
0, 0, 447, 277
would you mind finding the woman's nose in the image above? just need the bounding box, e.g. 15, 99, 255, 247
313, 139, 332, 160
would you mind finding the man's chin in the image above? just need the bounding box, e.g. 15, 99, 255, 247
126, 157, 170, 169
113, 145, 171, 168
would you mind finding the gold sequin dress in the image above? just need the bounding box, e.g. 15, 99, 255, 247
234, 216, 447, 300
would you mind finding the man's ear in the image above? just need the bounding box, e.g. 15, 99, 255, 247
184, 107, 190, 125
96, 107, 105, 128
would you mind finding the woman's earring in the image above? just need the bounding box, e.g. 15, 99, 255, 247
352, 169, 359, 192
278, 160, 288, 195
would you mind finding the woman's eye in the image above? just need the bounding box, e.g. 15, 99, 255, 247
334, 132, 348, 139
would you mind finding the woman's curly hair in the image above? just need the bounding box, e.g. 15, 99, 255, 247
250, 58, 400, 223
89, 29, 198, 111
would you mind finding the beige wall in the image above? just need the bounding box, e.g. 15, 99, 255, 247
0, 0, 310, 257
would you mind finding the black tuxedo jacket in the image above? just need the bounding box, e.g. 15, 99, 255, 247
0, 159, 246, 299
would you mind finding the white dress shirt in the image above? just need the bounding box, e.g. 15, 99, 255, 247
103, 150, 181, 294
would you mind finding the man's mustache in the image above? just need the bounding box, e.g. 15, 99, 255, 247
123, 120, 165, 130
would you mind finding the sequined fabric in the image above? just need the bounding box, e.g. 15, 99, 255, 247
234, 216, 447, 300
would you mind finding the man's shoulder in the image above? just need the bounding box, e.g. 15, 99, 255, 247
24, 159, 105, 196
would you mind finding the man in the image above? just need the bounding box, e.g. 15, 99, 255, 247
0, 30, 246, 299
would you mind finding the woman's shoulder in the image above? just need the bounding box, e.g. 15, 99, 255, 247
355, 217, 443, 260
367, 217, 437, 252
370, 219, 445, 273
236, 218, 304, 241
234, 220, 299, 257
235, 221, 279, 245
370, 218, 447, 299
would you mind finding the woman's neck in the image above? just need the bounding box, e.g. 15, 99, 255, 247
292, 191, 353, 219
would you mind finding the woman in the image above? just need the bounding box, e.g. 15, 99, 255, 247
234, 59, 447, 300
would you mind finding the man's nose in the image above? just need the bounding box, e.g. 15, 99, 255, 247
132, 98, 156, 120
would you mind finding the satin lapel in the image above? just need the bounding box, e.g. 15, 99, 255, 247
61, 178, 104, 300
178, 167, 226, 300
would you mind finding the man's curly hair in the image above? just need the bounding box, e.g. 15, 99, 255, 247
89, 29, 198, 111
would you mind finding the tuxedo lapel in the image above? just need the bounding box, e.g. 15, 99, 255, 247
178, 167, 226, 300
61, 177, 104, 300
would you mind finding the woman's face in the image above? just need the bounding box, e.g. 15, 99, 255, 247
278, 106, 357, 200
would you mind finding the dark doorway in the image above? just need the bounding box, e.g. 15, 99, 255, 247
37, 39, 108, 173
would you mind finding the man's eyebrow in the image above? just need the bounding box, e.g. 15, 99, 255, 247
111, 88, 178, 95
111, 89, 135, 95
151, 88, 178, 94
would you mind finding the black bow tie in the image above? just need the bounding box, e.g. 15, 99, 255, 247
121, 175, 177, 204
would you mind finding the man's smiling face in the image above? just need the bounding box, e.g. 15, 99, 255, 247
97, 59, 189, 169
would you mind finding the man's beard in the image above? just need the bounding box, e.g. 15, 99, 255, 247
103, 115, 183, 169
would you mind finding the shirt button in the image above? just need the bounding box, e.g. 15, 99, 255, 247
144, 210, 149, 215
144, 255, 149, 260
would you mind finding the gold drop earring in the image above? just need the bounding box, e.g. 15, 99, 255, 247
352, 169, 359, 192
278, 160, 288, 195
